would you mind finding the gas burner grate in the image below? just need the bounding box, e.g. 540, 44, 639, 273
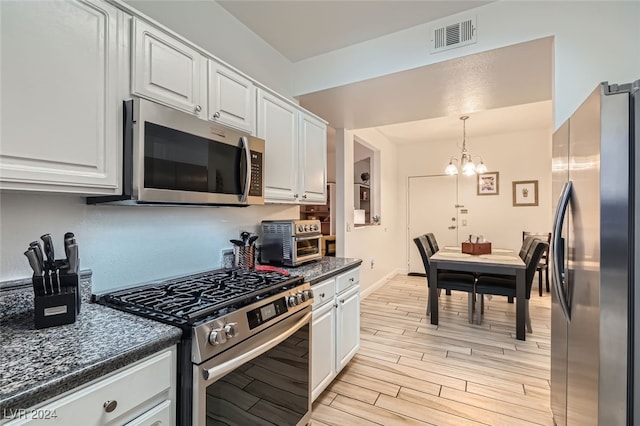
99, 269, 302, 326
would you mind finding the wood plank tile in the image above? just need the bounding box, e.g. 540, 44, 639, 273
331, 395, 432, 426
311, 274, 553, 425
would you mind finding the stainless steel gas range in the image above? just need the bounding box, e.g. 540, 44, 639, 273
97, 268, 313, 425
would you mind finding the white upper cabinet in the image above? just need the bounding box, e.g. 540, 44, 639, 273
132, 18, 206, 118
257, 89, 299, 202
258, 89, 327, 204
299, 113, 328, 203
207, 61, 255, 134
0, 0, 126, 194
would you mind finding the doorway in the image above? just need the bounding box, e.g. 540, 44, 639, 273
407, 174, 459, 274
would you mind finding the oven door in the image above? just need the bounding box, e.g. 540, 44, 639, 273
193, 308, 312, 426
293, 235, 322, 265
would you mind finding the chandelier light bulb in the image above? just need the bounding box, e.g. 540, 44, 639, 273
443, 115, 487, 177
445, 160, 459, 175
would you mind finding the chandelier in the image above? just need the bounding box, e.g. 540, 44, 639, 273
444, 115, 487, 176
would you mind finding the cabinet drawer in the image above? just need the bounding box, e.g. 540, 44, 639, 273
125, 400, 172, 426
336, 268, 359, 294
7, 350, 173, 425
312, 278, 335, 309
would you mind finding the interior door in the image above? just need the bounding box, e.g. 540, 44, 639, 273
408, 175, 458, 274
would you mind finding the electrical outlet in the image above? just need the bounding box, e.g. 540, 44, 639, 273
220, 248, 234, 269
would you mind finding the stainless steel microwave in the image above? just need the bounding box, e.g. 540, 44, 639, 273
88, 98, 265, 206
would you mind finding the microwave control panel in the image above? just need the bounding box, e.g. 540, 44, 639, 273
249, 151, 263, 196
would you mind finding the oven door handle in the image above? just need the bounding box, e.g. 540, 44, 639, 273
202, 311, 312, 383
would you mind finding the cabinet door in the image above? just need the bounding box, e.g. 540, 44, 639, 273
336, 285, 360, 372
207, 60, 255, 134
257, 90, 298, 203
311, 300, 336, 401
0, 0, 124, 194
132, 18, 205, 118
298, 113, 327, 203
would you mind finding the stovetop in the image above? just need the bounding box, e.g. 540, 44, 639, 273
97, 268, 304, 328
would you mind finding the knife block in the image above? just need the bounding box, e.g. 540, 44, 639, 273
33, 267, 80, 329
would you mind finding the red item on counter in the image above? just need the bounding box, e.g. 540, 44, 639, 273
254, 265, 290, 276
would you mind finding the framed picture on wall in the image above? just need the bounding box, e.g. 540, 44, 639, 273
512, 180, 539, 206
477, 172, 499, 195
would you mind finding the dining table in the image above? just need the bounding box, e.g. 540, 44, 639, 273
429, 246, 527, 340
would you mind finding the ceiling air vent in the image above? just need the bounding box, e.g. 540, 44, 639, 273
429, 15, 477, 54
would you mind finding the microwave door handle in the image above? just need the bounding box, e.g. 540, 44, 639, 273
239, 136, 251, 202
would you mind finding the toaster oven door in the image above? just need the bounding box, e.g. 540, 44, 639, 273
293, 235, 322, 264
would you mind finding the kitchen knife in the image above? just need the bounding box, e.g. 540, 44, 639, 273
24, 248, 43, 275
248, 235, 259, 246
230, 239, 245, 247
29, 241, 45, 271
64, 237, 76, 261
40, 234, 55, 269
66, 242, 81, 312
67, 243, 79, 275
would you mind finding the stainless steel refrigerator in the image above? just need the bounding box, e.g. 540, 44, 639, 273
551, 79, 639, 425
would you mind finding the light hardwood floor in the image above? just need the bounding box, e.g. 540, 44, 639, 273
310, 274, 552, 426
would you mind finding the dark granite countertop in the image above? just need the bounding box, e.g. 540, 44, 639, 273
273, 256, 362, 284
0, 272, 182, 413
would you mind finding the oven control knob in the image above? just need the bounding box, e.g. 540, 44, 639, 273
208, 328, 227, 345
224, 323, 237, 339
298, 225, 304, 232
288, 295, 298, 307
297, 291, 307, 303
313, 224, 319, 231
304, 289, 314, 300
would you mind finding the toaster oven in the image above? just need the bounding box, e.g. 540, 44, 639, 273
260, 220, 323, 266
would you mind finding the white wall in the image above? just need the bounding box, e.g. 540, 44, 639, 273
337, 129, 404, 295
397, 116, 553, 262
0, 191, 299, 292
292, 1, 640, 128
122, 0, 295, 99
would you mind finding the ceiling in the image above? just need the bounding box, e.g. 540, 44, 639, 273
217, 0, 495, 63
217, 0, 553, 143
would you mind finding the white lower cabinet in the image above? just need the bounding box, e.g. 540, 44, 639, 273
5, 347, 176, 426
336, 284, 361, 372
311, 267, 360, 401
311, 296, 336, 401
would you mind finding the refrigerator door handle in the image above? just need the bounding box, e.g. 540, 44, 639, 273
552, 180, 572, 322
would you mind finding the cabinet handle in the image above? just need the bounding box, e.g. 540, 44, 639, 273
103, 400, 118, 413
302, 194, 308, 199
294, 194, 299, 199
334, 303, 338, 308
340, 299, 345, 304
319, 293, 325, 298
212, 111, 221, 119
349, 277, 354, 282
194, 105, 202, 113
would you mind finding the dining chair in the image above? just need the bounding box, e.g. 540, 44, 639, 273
474, 238, 548, 332
413, 236, 476, 323
425, 233, 440, 253
523, 231, 552, 296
